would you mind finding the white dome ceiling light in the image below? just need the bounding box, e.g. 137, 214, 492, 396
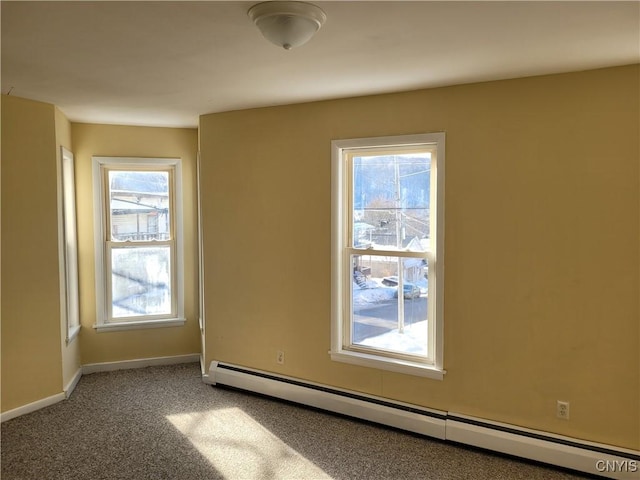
248, 1, 327, 50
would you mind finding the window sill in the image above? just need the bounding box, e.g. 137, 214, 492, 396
330, 349, 445, 380
94, 318, 186, 333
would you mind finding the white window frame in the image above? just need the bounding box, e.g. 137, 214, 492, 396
331, 133, 445, 379
92, 157, 185, 332
58, 147, 80, 343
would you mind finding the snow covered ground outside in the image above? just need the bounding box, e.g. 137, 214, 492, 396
358, 319, 427, 356
352, 282, 396, 307
351, 278, 429, 356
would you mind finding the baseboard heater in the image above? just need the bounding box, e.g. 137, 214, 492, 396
208, 362, 640, 480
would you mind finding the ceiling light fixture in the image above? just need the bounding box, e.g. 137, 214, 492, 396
248, 1, 326, 50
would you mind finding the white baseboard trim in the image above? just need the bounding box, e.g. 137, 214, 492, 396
82, 353, 200, 374
208, 361, 640, 480
1, 392, 66, 423
64, 368, 83, 399
2, 354, 201, 422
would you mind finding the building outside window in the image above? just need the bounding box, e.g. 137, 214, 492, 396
331, 133, 445, 379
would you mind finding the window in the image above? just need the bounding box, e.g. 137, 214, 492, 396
331, 133, 445, 379
93, 157, 184, 331
59, 147, 80, 342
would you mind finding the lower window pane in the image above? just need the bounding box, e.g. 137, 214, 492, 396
111, 246, 171, 318
351, 255, 428, 357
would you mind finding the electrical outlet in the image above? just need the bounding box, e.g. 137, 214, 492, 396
276, 350, 285, 365
557, 400, 570, 420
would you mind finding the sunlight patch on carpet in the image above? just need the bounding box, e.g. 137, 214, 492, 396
167, 408, 332, 479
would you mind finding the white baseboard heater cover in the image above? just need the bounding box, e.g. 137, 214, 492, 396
208, 362, 640, 480
208, 361, 446, 439
447, 415, 640, 480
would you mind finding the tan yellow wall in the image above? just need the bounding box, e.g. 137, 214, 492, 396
71, 123, 200, 364
1, 95, 64, 411
199, 65, 639, 449
54, 107, 81, 390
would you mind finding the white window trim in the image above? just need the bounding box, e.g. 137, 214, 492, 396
92, 157, 185, 332
58, 147, 81, 343
330, 133, 445, 380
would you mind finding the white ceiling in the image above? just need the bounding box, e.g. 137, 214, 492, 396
2, 1, 638, 128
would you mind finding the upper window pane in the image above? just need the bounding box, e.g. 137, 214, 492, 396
108, 170, 170, 241
352, 153, 431, 251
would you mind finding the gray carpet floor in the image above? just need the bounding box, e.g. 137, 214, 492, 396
1, 363, 594, 479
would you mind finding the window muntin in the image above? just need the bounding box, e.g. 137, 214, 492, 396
93, 158, 184, 330
331, 134, 444, 378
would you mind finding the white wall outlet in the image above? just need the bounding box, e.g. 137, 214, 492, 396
276, 350, 285, 365
557, 400, 570, 420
